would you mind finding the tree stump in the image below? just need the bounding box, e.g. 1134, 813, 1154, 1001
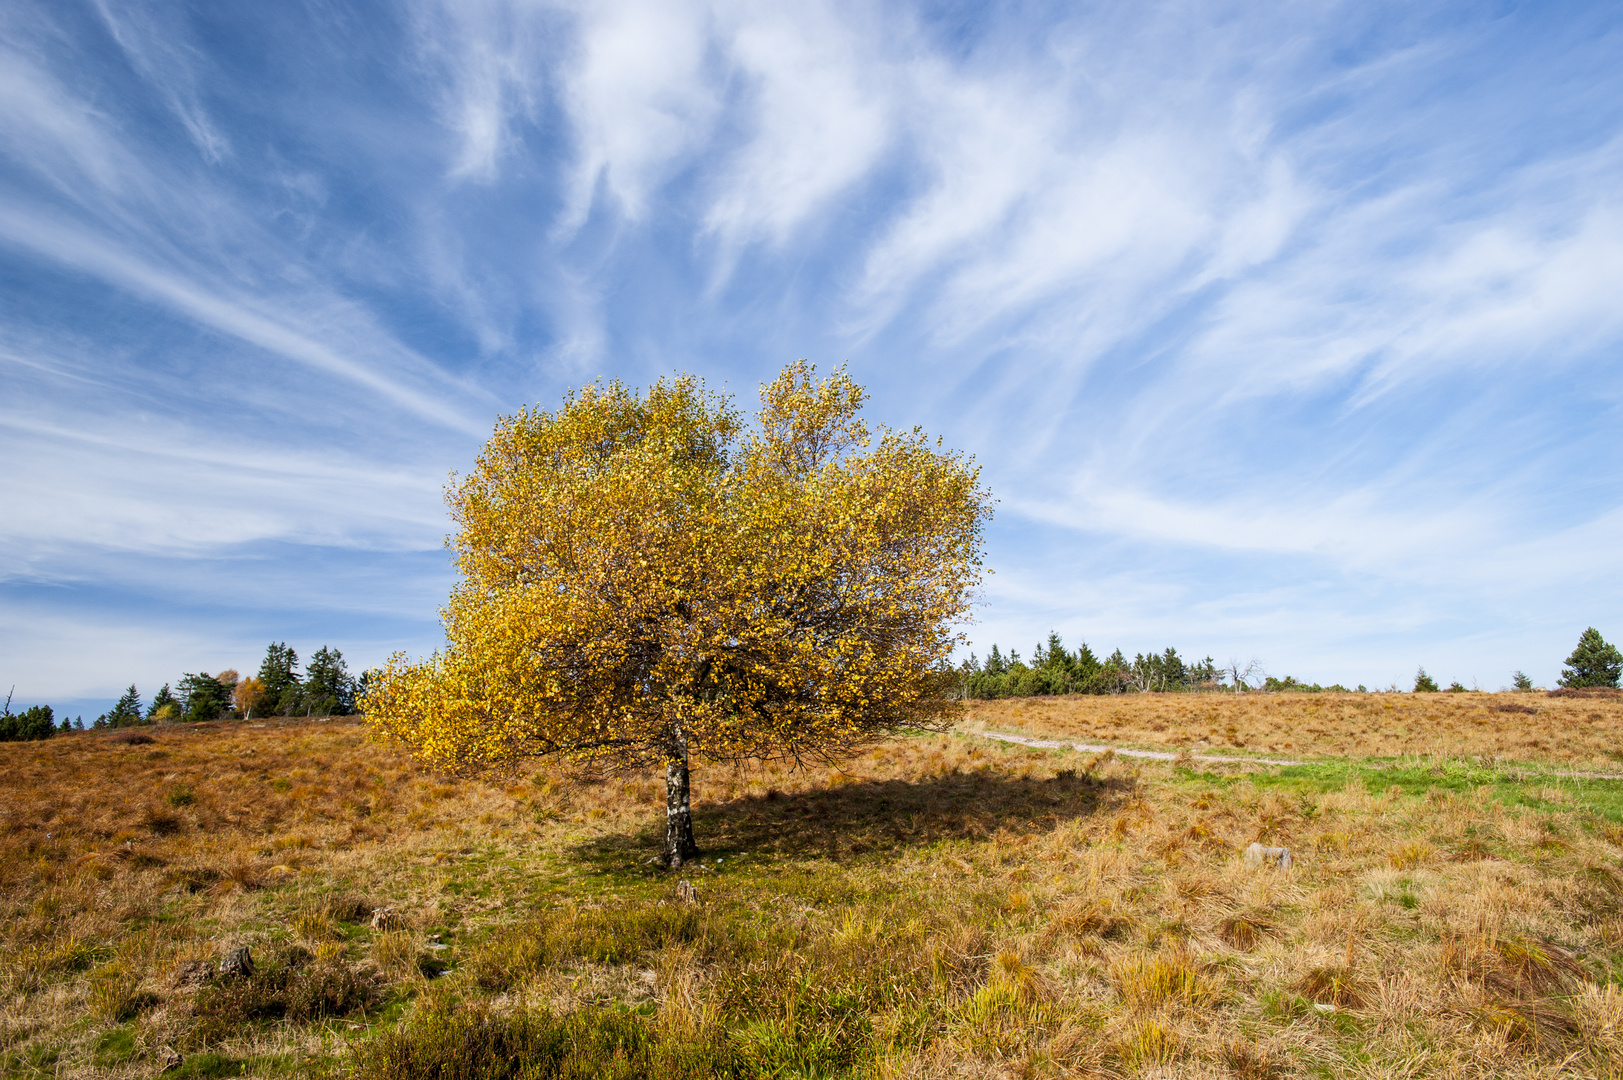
370, 907, 404, 931
675, 879, 700, 905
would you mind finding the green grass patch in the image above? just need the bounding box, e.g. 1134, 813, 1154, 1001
170, 1052, 248, 1078
93, 1025, 137, 1067
1180, 760, 1623, 821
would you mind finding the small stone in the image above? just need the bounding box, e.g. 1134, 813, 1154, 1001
1244, 842, 1293, 870
218, 945, 254, 978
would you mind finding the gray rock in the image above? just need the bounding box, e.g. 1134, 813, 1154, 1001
218, 945, 254, 978
1244, 842, 1293, 870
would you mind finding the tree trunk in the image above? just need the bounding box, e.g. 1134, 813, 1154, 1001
664, 726, 699, 868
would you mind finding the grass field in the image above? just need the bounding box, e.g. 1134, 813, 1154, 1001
3, 693, 1622, 1078
960, 691, 1623, 771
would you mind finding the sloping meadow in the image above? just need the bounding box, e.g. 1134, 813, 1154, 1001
1, 706, 1621, 1078
960, 690, 1623, 770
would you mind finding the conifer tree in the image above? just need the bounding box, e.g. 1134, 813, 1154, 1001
1560, 628, 1622, 689
178, 673, 232, 722
1413, 667, 1439, 693
303, 647, 356, 715
257, 643, 302, 716
97, 685, 143, 728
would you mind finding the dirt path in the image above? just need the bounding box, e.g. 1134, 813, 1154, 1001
972, 729, 1305, 767
970, 729, 1623, 781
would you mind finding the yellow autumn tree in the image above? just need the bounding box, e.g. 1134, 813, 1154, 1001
365, 361, 992, 866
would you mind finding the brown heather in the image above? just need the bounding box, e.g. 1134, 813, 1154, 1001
0, 697, 1618, 1078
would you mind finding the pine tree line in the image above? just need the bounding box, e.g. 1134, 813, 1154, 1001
0, 687, 64, 741
958, 633, 1224, 698
89, 642, 361, 729
964, 626, 1623, 699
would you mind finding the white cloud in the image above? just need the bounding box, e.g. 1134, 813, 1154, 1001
552, 0, 718, 225
0, 204, 487, 433
90, 0, 231, 163
0, 410, 446, 563
0, 43, 128, 197
411, 0, 548, 182
855, 66, 1062, 310
702, 4, 891, 252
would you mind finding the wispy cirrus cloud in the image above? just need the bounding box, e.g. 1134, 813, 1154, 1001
0, 205, 487, 432
90, 0, 231, 164
2, 0, 1621, 707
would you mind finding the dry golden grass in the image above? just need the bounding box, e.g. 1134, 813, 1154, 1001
0, 703, 1620, 1078
961, 690, 1623, 770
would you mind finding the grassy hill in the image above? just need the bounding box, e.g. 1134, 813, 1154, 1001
3, 694, 1621, 1078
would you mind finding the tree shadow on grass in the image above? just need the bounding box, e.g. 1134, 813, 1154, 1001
573, 768, 1126, 872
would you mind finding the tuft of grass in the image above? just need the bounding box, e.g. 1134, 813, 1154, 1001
1221, 1036, 1285, 1079
1444, 931, 1590, 997
347, 999, 736, 1080
1471, 999, 1580, 1050
1218, 912, 1275, 951
1295, 965, 1367, 1009
1387, 840, 1435, 869
1114, 1015, 1179, 1067
1113, 950, 1215, 1009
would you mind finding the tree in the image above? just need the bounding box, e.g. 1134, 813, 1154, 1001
303, 647, 356, 715
366, 363, 992, 868
257, 643, 302, 715
1560, 628, 1622, 689
147, 684, 179, 721
1413, 667, 1439, 693
97, 685, 143, 728
1512, 670, 1533, 691
1224, 659, 1261, 692
177, 673, 232, 722
234, 675, 269, 718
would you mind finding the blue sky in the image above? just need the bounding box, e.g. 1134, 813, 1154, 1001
3, 0, 1621, 717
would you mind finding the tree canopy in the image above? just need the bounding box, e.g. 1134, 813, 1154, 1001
1561, 627, 1622, 689
304, 647, 356, 716
366, 362, 992, 865
0, 704, 56, 742
258, 643, 302, 715
178, 671, 236, 723
96, 685, 143, 728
